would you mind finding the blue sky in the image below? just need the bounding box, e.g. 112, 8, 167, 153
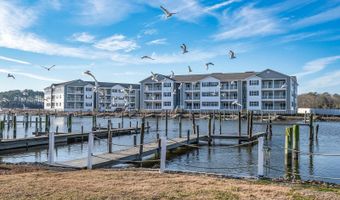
0, 0, 339, 93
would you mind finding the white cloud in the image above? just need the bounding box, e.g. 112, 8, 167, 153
293, 6, 340, 28
205, 0, 241, 12
295, 55, 340, 78
213, 5, 282, 40
76, 0, 139, 25
0, 68, 64, 82
94, 35, 139, 52
278, 31, 327, 43
143, 29, 158, 35
71, 32, 95, 43
146, 38, 167, 45
301, 70, 340, 93
0, 56, 31, 65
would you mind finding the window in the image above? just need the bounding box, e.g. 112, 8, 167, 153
163, 83, 171, 87
164, 102, 171, 106
163, 92, 171, 97
202, 82, 219, 87
86, 95, 92, 99
86, 103, 92, 107
202, 92, 219, 97
249, 80, 259, 86
249, 91, 259, 96
250, 101, 259, 107
202, 102, 218, 107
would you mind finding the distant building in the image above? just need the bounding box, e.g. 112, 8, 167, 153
44, 79, 140, 112
139, 69, 298, 114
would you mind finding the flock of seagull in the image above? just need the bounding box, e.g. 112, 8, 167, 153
0, 5, 244, 110
145, 6, 237, 82
6, 65, 56, 80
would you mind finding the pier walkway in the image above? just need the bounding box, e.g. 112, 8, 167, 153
58, 134, 206, 169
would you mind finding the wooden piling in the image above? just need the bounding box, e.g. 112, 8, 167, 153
309, 114, 314, 141
156, 115, 159, 131
108, 120, 112, 153
249, 111, 253, 138
133, 134, 137, 147
238, 112, 241, 137
196, 125, 200, 144
208, 114, 212, 146
35, 117, 38, 133
219, 112, 222, 135
285, 127, 293, 178
165, 110, 168, 136
92, 115, 97, 131
187, 130, 190, 144
191, 113, 196, 135
212, 111, 216, 135
139, 117, 145, 162
179, 116, 182, 138
56, 126, 59, 134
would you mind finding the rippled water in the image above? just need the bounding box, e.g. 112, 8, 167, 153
0, 114, 339, 184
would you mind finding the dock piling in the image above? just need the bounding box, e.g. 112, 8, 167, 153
108, 120, 112, 153
257, 136, 264, 177
87, 132, 94, 170
159, 137, 167, 173
48, 132, 55, 164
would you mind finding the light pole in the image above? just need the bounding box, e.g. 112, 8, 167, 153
83, 70, 99, 112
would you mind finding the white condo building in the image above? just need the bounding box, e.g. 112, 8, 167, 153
139, 69, 298, 114
44, 79, 140, 112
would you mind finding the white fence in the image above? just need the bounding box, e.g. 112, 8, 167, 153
298, 108, 340, 116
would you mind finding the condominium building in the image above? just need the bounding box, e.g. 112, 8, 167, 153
44, 79, 140, 112
139, 69, 298, 114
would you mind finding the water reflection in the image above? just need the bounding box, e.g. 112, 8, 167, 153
0, 115, 339, 184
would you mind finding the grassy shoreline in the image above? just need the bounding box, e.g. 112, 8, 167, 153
0, 164, 339, 199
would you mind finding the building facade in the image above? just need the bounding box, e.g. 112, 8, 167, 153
44, 79, 140, 112
139, 69, 298, 114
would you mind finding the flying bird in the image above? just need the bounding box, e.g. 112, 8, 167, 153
41, 65, 56, 71
141, 56, 155, 60
229, 50, 236, 59
281, 83, 287, 88
232, 101, 242, 107
205, 62, 214, 70
178, 83, 183, 90
7, 73, 15, 79
160, 6, 176, 18
188, 66, 192, 73
180, 44, 188, 54
170, 70, 175, 78
151, 71, 159, 82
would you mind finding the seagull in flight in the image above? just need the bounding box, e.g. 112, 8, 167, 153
170, 70, 175, 78
160, 6, 176, 19
205, 62, 214, 70
178, 83, 183, 90
151, 71, 159, 82
180, 44, 188, 54
41, 65, 56, 71
229, 50, 236, 59
188, 66, 192, 73
281, 83, 287, 88
7, 73, 15, 79
141, 56, 155, 60
232, 101, 242, 107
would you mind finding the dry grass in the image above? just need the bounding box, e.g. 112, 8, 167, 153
0, 164, 339, 200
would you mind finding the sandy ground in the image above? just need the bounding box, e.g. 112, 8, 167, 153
0, 164, 339, 200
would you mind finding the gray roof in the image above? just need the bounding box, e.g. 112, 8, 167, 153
45, 79, 139, 90
140, 72, 258, 83
86, 81, 140, 89
173, 72, 257, 82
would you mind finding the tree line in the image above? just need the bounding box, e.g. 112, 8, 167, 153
0, 90, 44, 109
298, 92, 340, 109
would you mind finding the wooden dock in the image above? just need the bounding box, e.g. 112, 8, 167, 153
0, 127, 143, 151
58, 134, 206, 169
